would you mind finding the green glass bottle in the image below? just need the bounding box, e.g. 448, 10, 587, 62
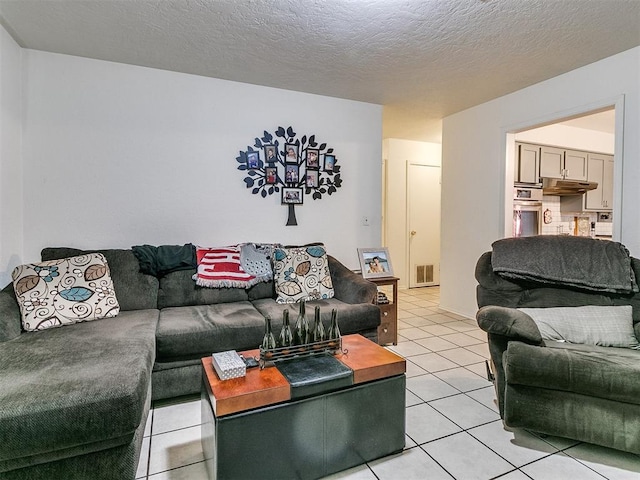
312, 305, 325, 342
294, 300, 309, 345
328, 308, 340, 340
261, 316, 277, 351
279, 309, 293, 347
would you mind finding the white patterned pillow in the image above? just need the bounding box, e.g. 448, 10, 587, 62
12, 253, 120, 332
273, 245, 334, 304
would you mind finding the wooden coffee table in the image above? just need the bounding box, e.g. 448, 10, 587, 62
201, 334, 406, 480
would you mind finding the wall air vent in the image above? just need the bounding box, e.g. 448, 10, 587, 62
416, 265, 434, 284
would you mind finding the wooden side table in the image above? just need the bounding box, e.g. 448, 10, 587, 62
369, 276, 399, 345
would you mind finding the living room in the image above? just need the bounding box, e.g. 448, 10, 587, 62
1, 2, 640, 479
0, 5, 638, 322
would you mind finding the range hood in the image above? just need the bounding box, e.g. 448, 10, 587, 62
542, 178, 598, 196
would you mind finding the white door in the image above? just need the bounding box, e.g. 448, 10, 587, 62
407, 163, 441, 288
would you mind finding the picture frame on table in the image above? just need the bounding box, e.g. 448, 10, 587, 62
357, 247, 394, 279
282, 187, 303, 205
284, 143, 299, 164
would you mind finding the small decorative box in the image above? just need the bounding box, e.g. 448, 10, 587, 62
212, 350, 246, 380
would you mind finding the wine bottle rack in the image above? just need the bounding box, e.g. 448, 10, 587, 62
258, 337, 346, 369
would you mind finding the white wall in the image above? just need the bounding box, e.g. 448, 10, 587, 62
441, 46, 640, 319
0, 26, 23, 287
383, 138, 441, 287
516, 124, 614, 154
20, 50, 382, 272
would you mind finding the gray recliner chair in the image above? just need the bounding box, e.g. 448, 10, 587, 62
475, 235, 640, 454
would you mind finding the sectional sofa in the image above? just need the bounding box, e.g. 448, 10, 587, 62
0, 246, 380, 480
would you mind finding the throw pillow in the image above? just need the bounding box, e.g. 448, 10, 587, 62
195, 246, 257, 288
518, 305, 640, 349
11, 253, 120, 332
273, 244, 334, 304
239, 243, 276, 282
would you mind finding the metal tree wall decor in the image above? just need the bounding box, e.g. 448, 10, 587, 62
236, 126, 342, 225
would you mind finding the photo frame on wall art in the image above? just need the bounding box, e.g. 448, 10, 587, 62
265, 166, 277, 184
282, 187, 303, 204
357, 247, 394, 279
306, 149, 320, 169
264, 145, 277, 163
324, 154, 336, 171
284, 144, 299, 164
305, 170, 319, 188
285, 164, 299, 183
247, 151, 260, 169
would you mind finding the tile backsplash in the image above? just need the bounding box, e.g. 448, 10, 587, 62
540, 196, 612, 236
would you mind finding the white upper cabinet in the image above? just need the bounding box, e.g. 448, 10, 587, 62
540, 146, 564, 179
564, 150, 588, 181
515, 143, 540, 184
540, 146, 587, 181
585, 153, 614, 211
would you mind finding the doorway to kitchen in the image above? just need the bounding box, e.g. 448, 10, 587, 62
507, 102, 620, 241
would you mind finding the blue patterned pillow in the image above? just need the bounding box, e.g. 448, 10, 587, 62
12, 253, 120, 331
273, 245, 334, 304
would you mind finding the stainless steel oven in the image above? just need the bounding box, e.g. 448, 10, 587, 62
513, 186, 542, 237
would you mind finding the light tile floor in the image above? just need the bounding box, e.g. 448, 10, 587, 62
136, 287, 640, 479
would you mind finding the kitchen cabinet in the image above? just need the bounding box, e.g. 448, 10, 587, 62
585, 153, 614, 211
540, 146, 587, 181
539, 146, 564, 179
515, 143, 540, 184
565, 150, 589, 181
560, 152, 614, 213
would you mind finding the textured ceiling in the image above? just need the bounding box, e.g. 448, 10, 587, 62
1, 0, 638, 142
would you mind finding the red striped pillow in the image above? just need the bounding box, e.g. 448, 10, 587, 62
195, 246, 257, 288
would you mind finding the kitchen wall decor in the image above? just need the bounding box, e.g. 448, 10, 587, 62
236, 126, 342, 225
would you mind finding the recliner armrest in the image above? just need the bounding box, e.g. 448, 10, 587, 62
477, 305, 543, 345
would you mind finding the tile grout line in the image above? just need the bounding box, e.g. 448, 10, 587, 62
148, 459, 207, 478
417, 444, 458, 480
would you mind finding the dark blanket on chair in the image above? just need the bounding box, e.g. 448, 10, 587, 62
491, 236, 638, 294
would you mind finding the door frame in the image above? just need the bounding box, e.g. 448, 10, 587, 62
500, 95, 625, 241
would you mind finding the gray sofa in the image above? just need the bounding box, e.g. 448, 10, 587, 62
0, 246, 380, 480
475, 240, 640, 455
